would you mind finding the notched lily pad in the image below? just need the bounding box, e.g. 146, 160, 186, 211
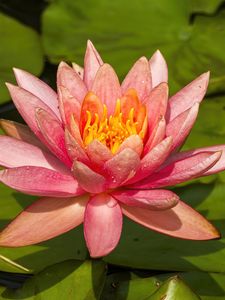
0, 260, 106, 299
42, 0, 225, 94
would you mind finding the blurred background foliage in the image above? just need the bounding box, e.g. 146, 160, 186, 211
0, 0, 225, 299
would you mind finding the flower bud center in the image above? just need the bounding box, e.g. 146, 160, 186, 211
82, 98, 146, 153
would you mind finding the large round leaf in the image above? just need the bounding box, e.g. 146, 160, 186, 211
42, 0, 225, 94
0, 184, 88, 273
184, 96, 225, 149
104, 180, 225, 272
0, 13, 44, 103
183, 95, 225, 183
104, 271, 225, 300
0, 260, 106, 299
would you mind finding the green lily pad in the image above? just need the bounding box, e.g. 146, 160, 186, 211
190, 0, 225, 14
114, 275, 160, 300
104, 180, 225, 272
42, 0, 225, 94
182, 95, 225, 183
176, 272, 225, 300
184, 96, 225, 149
103, 271, 225, 300
0, 184, 88, 274
0, 12, 44, 103
0, 260, 106, 299
146, 276, 200, 300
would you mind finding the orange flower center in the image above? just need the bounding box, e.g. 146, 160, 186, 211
81, 89, 147, 153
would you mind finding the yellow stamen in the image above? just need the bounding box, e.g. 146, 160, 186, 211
82, 99, 146, 153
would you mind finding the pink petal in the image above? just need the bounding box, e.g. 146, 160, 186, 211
69, 115, 83, 145
0, 166, 84, 197
122, 200, 220, 240
58, 86, 81, 126
84, 40, 103, 89
166, 72, 210, 122
92, 64, 121, 115
72, 161, 106, 193
133, 151, 222, 189
36, 108, 72, 167
127, 136, 173, 184
79, 92, 104, 133
112, 189, 179, 210
13, 68, 60, 119
0, 119, 49, 153
143, 117, 166, 155
0, 195, 88, 247
144, 83, 168, 133
6, 84, 58, 139
57, 62, 87, 103
166, 145, 225, 176
72, 62, 84, 79
86, 140, 113, 168
121, 57, 152, 100
117, 135, 143, 156
149, 50, 168, 88
65, 129, 89, 164
0, 136, 69, 174
84, 193, 122, 257
166, 103, 199, 152
104, 148, 140, 188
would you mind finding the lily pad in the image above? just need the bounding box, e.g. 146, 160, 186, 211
0, 184, 88, 274
0, 260, 106, 299
146, 276, 200, 300
0, 12, 44, 103
104, 180, 225, 272
190, 0, 225, 14
182, 95, 225, 183
184, 96, 225, 149
42, 0, 225, 94
103, 271, 225, 300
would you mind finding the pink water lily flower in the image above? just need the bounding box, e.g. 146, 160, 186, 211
0, 41, 224, 258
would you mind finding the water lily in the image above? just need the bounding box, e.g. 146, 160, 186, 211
0, 41, 224, 258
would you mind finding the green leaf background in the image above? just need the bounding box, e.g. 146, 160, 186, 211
1, 0, 225, 298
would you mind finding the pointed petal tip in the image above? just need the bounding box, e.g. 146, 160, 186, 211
153, 49, 163, 57
204, 70, 210, 79
87, 39, 94, 47
214, 150, 223, 161
202, 220, 220, 240
198, 71, 210, 85
12, 67, 28, 78
101, 63, 111, 69
139, 56, 148, 63
150, 49, 165, 60
211, 227, 221, 239
5, 82, 15, 89
12, 67, 21, 74
58, 61, 70, 69
122, 200, 221, 241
